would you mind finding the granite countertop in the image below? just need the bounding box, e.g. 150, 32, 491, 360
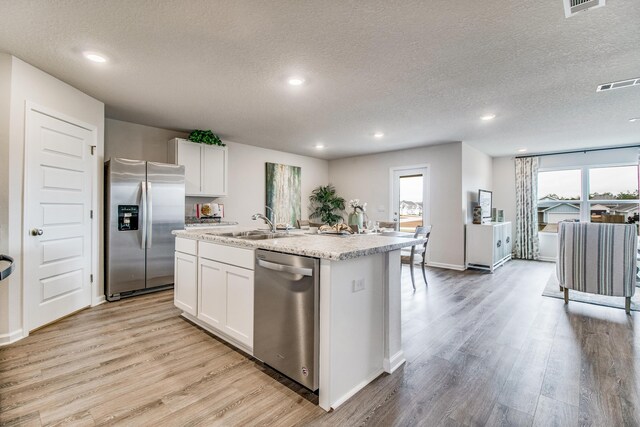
172, 227, 426, 261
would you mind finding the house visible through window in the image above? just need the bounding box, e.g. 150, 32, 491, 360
538, 165, 638, 232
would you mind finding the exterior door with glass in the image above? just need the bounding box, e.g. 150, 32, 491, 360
390, 166, 430, 232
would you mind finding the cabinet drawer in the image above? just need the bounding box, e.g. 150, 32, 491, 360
199, 241, 254, 270
176, 237, 197, 255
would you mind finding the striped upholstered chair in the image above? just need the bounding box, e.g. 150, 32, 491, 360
557, 222, 637, 314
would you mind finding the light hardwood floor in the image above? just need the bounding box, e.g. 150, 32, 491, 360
1, 260, 639, 426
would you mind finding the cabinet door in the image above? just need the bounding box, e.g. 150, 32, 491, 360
174, 252, 197, 316
223, 264, 254, 348
198, 258, 226, 329
177, 141, 201, 195
504, 225, 513, 257
493, 225, 504, 263
201, 146, 227, 196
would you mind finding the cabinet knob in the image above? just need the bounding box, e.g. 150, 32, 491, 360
31, 228, 44, 236
497, 240, 502, 248
506, 236, 510, 244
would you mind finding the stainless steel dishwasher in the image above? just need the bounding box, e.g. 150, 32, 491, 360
254, 249, 320, 391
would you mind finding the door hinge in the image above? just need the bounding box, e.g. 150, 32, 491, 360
90, 274, 93, 283
90, 145, 96, 155
90, 210, 93, 219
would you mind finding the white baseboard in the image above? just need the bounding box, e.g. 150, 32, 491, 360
92, 295, 106, 307
330, 369, 384, 410
426, 261, 466, 271
383, 350, 406, 373
0, 328, 24, 346
181, 312, 253, 356
538, 257, 557, 263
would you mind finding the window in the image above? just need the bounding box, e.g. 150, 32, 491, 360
538, 165, 638, 232
398, 174, 423, 232
589, 165, 639, 224
538, 169, 581, 232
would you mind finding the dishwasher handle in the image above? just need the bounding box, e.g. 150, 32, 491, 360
257, 259, 313, 277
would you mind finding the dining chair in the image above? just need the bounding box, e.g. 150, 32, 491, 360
296, 219, 310, 229
378, 221, 398, 231
309, 221, 324, 228
403, 226, 432, 291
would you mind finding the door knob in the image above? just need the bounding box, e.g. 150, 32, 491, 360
31, 228, 43, 236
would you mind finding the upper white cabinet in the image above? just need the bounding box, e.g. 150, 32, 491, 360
168, 138, 228, 197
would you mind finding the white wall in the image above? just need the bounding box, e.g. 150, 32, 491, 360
104, 119, 330, 227
105, 118, 187, 162
0, 55, 105, 344
329, 142, 466, 270
222, 141, 329, 226
462, 143, 493, 225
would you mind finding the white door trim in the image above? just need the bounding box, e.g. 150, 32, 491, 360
22, 101, 100, 336
388, 163, 431, 226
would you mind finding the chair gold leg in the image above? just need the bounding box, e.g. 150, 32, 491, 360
564, 288, 569, 304
559, 285, 563, 292
625, 297, 631, 315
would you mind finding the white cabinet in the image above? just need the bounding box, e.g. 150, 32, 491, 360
199, 259, 254, 347
174, 241, 198, 316
174, 239, 254, 351
168, 138, 228, 197
466, 222, 512, 272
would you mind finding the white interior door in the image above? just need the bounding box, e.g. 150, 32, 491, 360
390, 166, 430, 232
24, 107, 94, 331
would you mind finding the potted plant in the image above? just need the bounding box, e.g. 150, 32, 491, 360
188, 129, 225, 146
348, 199, 367, 229
309, 185, 346, 226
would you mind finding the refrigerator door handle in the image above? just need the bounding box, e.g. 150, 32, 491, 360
141, 181, 147, 249
147, 182, 153, 248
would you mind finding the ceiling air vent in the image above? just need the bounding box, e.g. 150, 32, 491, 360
597, 78, 640, 93
564, 0, 606, 18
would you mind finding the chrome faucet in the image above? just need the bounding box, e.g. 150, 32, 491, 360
252, 212, 277, 233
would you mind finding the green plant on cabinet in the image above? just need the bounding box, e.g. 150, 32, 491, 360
188, 129, 225, 146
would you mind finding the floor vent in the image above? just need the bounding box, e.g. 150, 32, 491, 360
597, 78, 640, 93
564, 0, 606, 18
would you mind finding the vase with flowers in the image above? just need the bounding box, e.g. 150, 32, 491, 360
348, 199, 367, 230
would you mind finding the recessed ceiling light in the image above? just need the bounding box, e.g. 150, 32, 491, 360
288, 77, 305, 86
315, 143, 325, 150
373, 132, 384, 138
83, 52, 107, 63
518, 148, 527, 153
481, 114, 496, 121
630, 117, 640, 122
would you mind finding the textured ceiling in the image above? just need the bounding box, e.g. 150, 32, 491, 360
0, 0, 639, 159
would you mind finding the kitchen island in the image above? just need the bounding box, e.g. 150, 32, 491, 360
172, 227, 425, 411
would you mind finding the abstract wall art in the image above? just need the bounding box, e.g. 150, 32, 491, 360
265, 162, 301, 226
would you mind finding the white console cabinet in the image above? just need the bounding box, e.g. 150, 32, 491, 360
466, 222, 512, 272
168, 138, 228, 197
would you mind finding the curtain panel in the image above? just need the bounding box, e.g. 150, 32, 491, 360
515, 157, 540, 260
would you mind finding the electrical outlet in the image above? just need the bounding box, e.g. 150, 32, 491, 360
352, 278, 365, 293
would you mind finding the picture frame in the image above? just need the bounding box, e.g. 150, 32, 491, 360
478, 189, 492, 224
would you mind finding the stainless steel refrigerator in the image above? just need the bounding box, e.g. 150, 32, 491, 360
105, 158, 185, 301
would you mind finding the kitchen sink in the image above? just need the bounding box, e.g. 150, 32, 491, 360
207, 230, 269, 237
207, 230, 298, 240
237, 233, 298, 240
